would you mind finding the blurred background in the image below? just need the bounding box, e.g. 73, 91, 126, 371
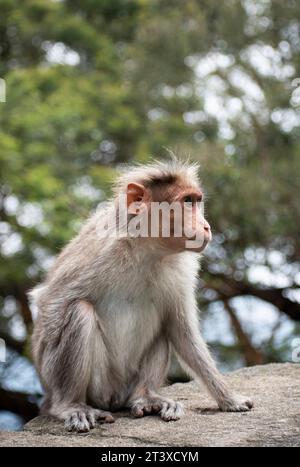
0, 0, 300, 431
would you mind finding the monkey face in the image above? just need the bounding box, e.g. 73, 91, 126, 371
125, 181, 212, 254
153, 196, 212, 253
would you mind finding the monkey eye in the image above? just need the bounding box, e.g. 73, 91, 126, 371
183, 196, 194, 206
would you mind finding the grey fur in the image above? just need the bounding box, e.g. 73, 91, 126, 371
30, 161, 253, 432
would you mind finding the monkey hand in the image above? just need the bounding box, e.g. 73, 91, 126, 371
218, 394, 254, 412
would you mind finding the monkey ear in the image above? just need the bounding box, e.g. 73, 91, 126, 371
127, 183, 147, 215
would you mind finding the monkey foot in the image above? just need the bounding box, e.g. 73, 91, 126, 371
64, 406, 115, 432
130, 397, 184, 421
219, 394, 254, 412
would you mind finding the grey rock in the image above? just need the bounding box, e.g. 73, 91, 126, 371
0, 363, 299, 447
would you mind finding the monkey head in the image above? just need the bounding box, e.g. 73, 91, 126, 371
122, 163, 212, 254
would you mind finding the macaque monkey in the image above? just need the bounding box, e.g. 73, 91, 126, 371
30, 160, 253, 432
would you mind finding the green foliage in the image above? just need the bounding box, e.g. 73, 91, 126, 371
0, 0, 300, 369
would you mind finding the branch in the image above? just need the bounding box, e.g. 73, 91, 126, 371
223, 300, 264, 366
0, 388, 39, 422
208, 273, 300, 322
0, 283, 33, 331
17, 287, 33, 329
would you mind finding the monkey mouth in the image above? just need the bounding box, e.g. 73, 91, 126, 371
205, 230, 212, 243
183, 232, 211, 252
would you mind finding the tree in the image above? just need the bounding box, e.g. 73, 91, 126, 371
1, 0, 300, 424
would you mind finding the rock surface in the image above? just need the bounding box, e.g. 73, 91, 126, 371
0, 363, 299, 447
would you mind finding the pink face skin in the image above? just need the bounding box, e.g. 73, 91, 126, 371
179, 190, 212, 252
161, 190, 212, 253
126, 182, 212, 254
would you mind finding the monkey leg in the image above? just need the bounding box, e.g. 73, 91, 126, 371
40, 300, 115, 432
128, 335, 184, 421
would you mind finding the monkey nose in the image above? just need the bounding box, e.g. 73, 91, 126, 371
204, 221, 211, 232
